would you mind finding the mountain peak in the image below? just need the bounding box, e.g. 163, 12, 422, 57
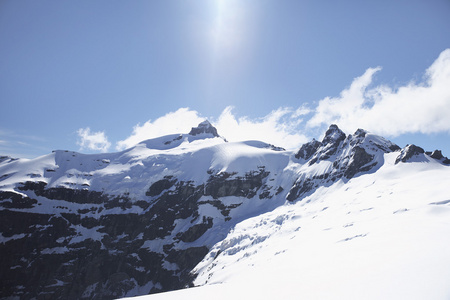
395, 144, 425, 164
322, 124, 346, 145
189, 120, 220, 137
1, 122, 450, 299
354, 128, 367, 138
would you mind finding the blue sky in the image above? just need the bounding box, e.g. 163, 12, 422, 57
1, 0, 450, 158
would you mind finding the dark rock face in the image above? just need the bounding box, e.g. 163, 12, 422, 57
267, 144, 285, 151
176, 217, 213, 243
0, 156, 13, 164
430, 150, 444, 160
165, 247, 209, 271
146, 176, 177, 197
395, 144, 425, 164
0, 123, 443, 299
204, 168, 269, 199
322, 124, 346, 146
0, 167, 272, 299
287, 125, 399, 202
427, 150, 450, 165
315, 124, 347, 162
344, 146, 375, 179
163, 135, 183, 145
19, 181, 109, 204
295, 139, 321, 160
189, 120, 219, 137
286, 178, 316, 202
0, 191, 37, 208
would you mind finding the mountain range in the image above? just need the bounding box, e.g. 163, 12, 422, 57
1, 121, 449, 299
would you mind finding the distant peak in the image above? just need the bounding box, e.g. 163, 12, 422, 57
189, 120, 220, 137
395, 144, 425, 164
322, 124, 345, 145
354, 128, 367, 138
430, 150, 443, 160
199, 120, 212, 126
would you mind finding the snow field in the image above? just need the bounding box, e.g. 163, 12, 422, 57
130, 153, 450, 299
3, 125, 450, 299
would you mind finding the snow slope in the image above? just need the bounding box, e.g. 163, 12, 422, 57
0, 122, 297, 298
2, 122, 450, 299
128, 152, 450, 300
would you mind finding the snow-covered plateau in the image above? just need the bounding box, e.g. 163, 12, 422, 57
1, 121, 450, 299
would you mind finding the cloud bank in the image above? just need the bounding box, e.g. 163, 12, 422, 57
116, 106, 310, 151
215, 106, 310, 149
116, 108, 204, 150
80, 48, 450, 153
307, 49, 450, 137
77, 128, 111, 152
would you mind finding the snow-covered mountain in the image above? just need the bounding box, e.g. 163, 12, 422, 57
134, 152, 450, 300
1, 122, 449, 299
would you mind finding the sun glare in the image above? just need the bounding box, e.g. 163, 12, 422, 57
210, 0, 246, 61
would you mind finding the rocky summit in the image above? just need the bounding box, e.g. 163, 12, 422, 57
188, 120, 220, 138
0, 122, 449, 299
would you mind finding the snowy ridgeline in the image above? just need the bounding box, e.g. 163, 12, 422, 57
1, 122, 450, 299
127, 152, 450, 300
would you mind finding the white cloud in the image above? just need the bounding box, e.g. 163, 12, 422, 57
77, 128, 111, 153
97, 49, 450, 154
215, 106, 310, 149
116, 108, 204, 150
188, 0, 256, 80
210, 0, 249, 58
307, 48, 450, 137
116, 106, 311, 151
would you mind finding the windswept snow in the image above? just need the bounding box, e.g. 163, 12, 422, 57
3, 123, 450, 299
127, 152, 450, 300
0, 135, 289, 195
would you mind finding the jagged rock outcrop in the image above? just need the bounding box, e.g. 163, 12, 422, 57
430, 150, 444, 160
426, 149, 450, 165
287, 125, 400, 201
189, 120, 219, 137
395, 144, 425, 164
0, 167, 275, 299
204, 168, 269, 200
0, 123, 447, 299
295, 139, 321, 160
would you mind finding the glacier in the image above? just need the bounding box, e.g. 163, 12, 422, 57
1, 122, 449, 299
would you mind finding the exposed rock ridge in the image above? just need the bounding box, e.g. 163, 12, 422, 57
0, 123, 449, 299
189, 120, 219, 137
0, 167, 275, 299
395, 144, 425, 164
427, 150, 450, 164
288, 125, 401, 201
396, 145, 450, 165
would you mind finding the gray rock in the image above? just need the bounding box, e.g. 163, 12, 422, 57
395, 144, 425, 164
430, 150, 444, 160
295, 139, 322, 160
189, 120, 219, 137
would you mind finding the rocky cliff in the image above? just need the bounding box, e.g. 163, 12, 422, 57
1, 123, 448, 299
